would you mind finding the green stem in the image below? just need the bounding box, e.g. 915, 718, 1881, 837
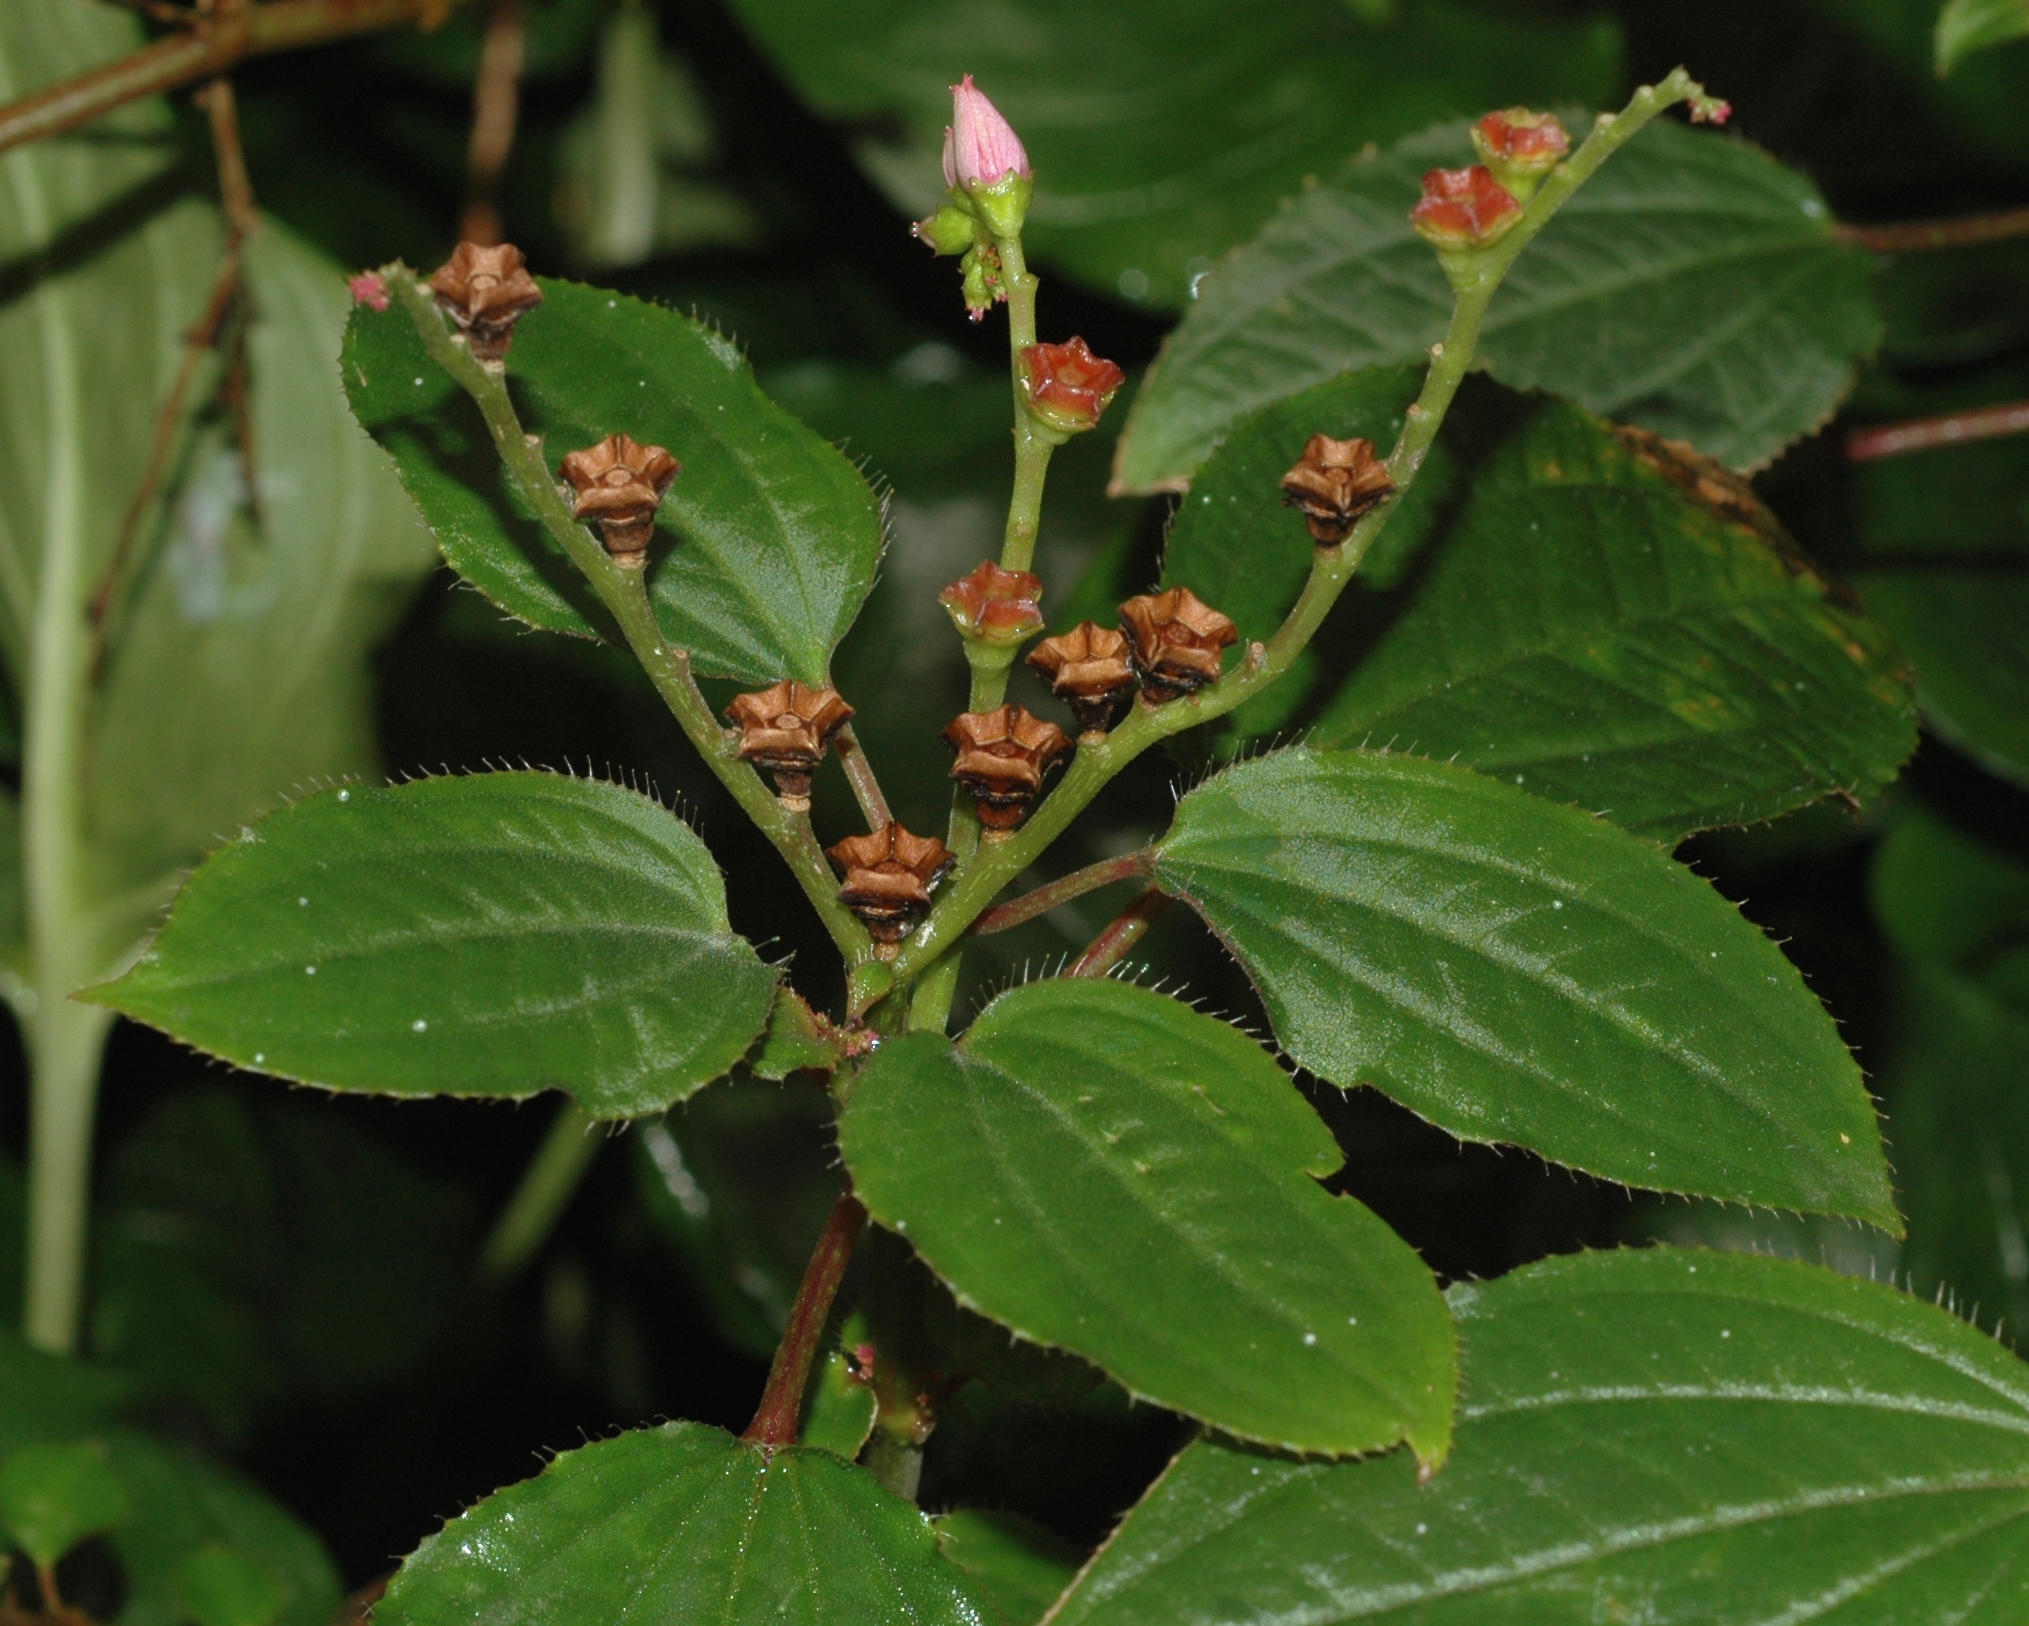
388, 270, 875, 968
477, 1099, 603, 1282
883, 71, 1704, 994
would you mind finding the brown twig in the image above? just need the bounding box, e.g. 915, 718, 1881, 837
743, 1192, 867, 1449
458, 0, 523, 245
833, 724, 893, 830
1068, 886, 1172, 979
1846, 400, 2029, 462
1837, 206, 2029, 254
969, 848, 1155, 937
0, 0, 461, 158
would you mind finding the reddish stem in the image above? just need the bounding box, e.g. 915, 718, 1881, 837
0, 0, 455, 158
1846, 400, 2029, 462
742, 1192, 867, 1448
458, 0, 523, 245
969, 849, 1154, 937
1837, 206, 2029, 254
1069, 886, 1172, 979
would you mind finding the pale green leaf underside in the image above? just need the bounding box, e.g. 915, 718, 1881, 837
838, 978, 1457, 1462
1939, 0, 2029, 73
1154, 748, 1898, 1226
374, 1422, 989, 1626
1305, 393, 1916, 841
1116, 118, 1879, 492
91, 773, 776, 1118
1052, 1247, 2029, 1624
343, 278, 883, 687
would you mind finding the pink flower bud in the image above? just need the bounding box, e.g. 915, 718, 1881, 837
944, 75, 1030, 190
348, 272, 390, 312
1409, 166, 1524, 250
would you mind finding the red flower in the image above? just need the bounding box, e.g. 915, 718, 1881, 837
1473, 109, 1569, 173
1020, 338, 1126, 435
939, 561, 1044, 645
1409, 166, 1524, 250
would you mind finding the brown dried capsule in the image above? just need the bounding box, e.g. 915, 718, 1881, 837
725, 681, 855, 810
941, 705, 1073, 834
828, 824, 955, 947
559, 434, 680, 568
427, 241, 544, 363
1279, 434, 1396, 545
1026, 622, 1136, 736
1119, 587, 1238, 704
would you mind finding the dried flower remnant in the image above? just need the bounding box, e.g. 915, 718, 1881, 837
725, 682, 855, 810
1471, 108, 1569, 196
940, 561, 1044, 646
1020, 338, 1126, 436
1279, 434, 1396, 545
1119, 588, 1238, 704
427, 241, 543, 363
1409, 166, 1524, 251
558, 434, 680, 568
1027, 622, 1136, 735
829, 824, 956, 948
941, 706, 1073, 833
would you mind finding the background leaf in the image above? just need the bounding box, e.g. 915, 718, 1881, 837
0, 1441, 128, 1568
92, 773, 777, 1117
1938, 0, 2029, 72
1153, 747, 1898, 1223
343, 278, 883, 686
1116, 118, 1880, 492
1050, 1247, 2029, 1624
933, 1510, 1080, 1626
838, 977, 1458, 1462
374, 1422, 987, 1625
722, 0, 1620, 310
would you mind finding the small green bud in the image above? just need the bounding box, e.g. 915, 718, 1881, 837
913, 203, 978, 257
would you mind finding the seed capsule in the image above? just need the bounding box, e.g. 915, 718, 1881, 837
1279, 434, 1396, 545
558, 434, 680, 568
1026, 622, 1136, 735
427, 241, 543, 364
1409, 166, 1523, 251
1019, 338, 1126, 436
725, 682, 855, 810
1118, 587, 1238, 704
828, 824, 956, 947
939, 561, 1044, 646
941, 705, 1073, 833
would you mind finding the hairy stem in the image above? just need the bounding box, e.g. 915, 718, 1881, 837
1847, 400, 2029, 461
881, 71, 1708, 995
832, 723, 892, 829
743, 1192, 867, 1448
476, 1099, 602, 1282
0, 0, 461, 158
1069, 887, 1171, 979
969, 848, 1154, 936
1838, 206, 2029, 253
387, 269, 876, 965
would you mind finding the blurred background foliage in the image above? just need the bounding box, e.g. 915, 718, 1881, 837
2, 0, 2028, 1597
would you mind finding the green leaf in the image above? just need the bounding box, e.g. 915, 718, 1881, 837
373, 1421, 987, 1625
1153, 747, 1898, 1225
1050, 1246, 2029, 1624
0, 1441, 129, 1568
342, 277, 883, 686
1872, 806, 2029, 1009
173, 1544, 287, 1626
0, 1337, 125, 1457
837, 977, 1457, 1463
724, 0, 1618, 312
749, 988, 840, 1080
934, 1511, 1080, 1626
1939, 0, 2029, 71
1115, 118, 1880, 492
799, 1342, 878, 1461
635, 1077, 845, 1362
1300, 392, 1916, 842
90, 773, 777, 1118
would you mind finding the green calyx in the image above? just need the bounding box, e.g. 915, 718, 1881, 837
913, 203, 979, 257
962, 172, 1034, 241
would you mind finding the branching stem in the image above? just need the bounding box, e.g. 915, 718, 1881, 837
1838, 206, 2029, 254
387, 269, 876, 966
833, 723, 892, 829
969, 848, 1154, 936
1847, 400, 2029, 461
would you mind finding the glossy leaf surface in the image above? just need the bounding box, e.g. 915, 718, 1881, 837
1116, 119, 1879, 491
1303, 396, 1915, 841
724, 0, 1618, 310
934, 1511, 1080, 1626
343, 277, 883, 685
1154, 748, 1897, 1225
375, 1422, 988, 1625
839, 978, 1457, 1462
93, 773, 776, 1117
1052, 1247, 2029, 1624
